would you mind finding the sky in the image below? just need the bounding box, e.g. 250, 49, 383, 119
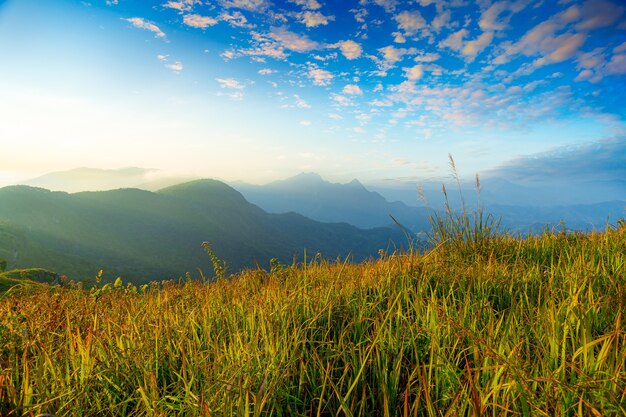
0, 0, 625, 187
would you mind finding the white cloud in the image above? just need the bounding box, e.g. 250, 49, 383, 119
331, 93, 353, 106
308, 68, 333, 85
300, 120, 312, 126
574, 69, 595, 82
439, 28, 493, 62
328, 113, 343, 120
576, 0, 625, 31
220, 0, 269, 12
343, 84, 363, 95
163, 0, 200, 12
221, 50, 235, 60
479, 0, 530, 31
269, 27, 320, 52
165, 61, 184, 73
299, 11, 334, 27
294, 95, 312, 108
606, 53, 626, 75
414, 52, 440, 62
613, 42, 626, 54
404, 64, 423, 81
369, 99, 393, 107
219, 11, 252, 28
216, 78, 245, 89
393, 32, 406, 43
336, 40, 362, 60
462, 31, 494, 61
378, 45, 416, 64
351, 7, 368, 23
290, 0, 321, 10
246, 46, 287, 60
312, 52, 338, 61
183, 14, 218, 28
574, 44, 626, 82
157, 54, 169, 62
123, 17, 166, 39
394, 10, 427, 36
531, 33, 586, 67
369, 0, 397, 13
440, 28, 467, 52
216, 78, 245, 100
228, 31, 293, 60
258, 68, 276, 75
492, 6, 585, 67
432, 9, 451, 32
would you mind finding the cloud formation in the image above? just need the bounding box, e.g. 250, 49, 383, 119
163, 0, 200, 12
220, 0, 269, 12
165, 61, 184, 73
299, 11, 334, 27
183, 14, 218, 28
336, 40, 362, 60
342, 84, 363, 95
123, 17, 166, 39
268, 27, 320, 52
487, 137, 626, 183
308, 68, 333, 86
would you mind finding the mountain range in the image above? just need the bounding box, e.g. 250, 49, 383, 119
0, 180, 407, 283
7, 168, 625, 265
230, 174, 625, 233
230, 172, 433, 230
21, 167, 196, 193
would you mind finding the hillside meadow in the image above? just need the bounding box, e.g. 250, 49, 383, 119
0, 220, 624, 416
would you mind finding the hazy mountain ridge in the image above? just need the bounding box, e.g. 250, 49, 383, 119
21, 167, 196, 193
231, 172, 433, 231
0, 180, 407, 283
371, 177, 626, 209
232, 173, 625, 234
15, 168, 625, 237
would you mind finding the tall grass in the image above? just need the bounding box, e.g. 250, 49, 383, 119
427, 155, 501, 261
0, 215, 624, 415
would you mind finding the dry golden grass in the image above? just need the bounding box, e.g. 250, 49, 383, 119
0, 226, 625, 416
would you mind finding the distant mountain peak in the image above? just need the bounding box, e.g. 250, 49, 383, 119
19, 166, 191, 193
347, 178, 365, 189
290, 172, 324, 182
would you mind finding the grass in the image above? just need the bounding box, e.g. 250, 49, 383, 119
0, 269, 58, 294
0, 211, 624, 416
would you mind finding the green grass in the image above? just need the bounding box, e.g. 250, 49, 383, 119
0, 222, 624, 416
0, 269, 58, 294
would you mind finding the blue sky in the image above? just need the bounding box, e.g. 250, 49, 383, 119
0, 0, 624, 186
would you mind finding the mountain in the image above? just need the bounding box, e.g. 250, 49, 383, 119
0, 180, 408, 283
366, 177, 625, 233
21, 167, 194, 193
230, 173, 433, 231
369, 177, 626, 209
489, 200, 626, 233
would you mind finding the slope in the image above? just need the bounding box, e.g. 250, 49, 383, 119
0, 180, 407, 283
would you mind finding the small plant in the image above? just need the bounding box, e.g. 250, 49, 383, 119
202, 241, 227, 280
616, 216, 625, 232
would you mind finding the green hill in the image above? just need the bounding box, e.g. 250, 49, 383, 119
0, 181, 407, 283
